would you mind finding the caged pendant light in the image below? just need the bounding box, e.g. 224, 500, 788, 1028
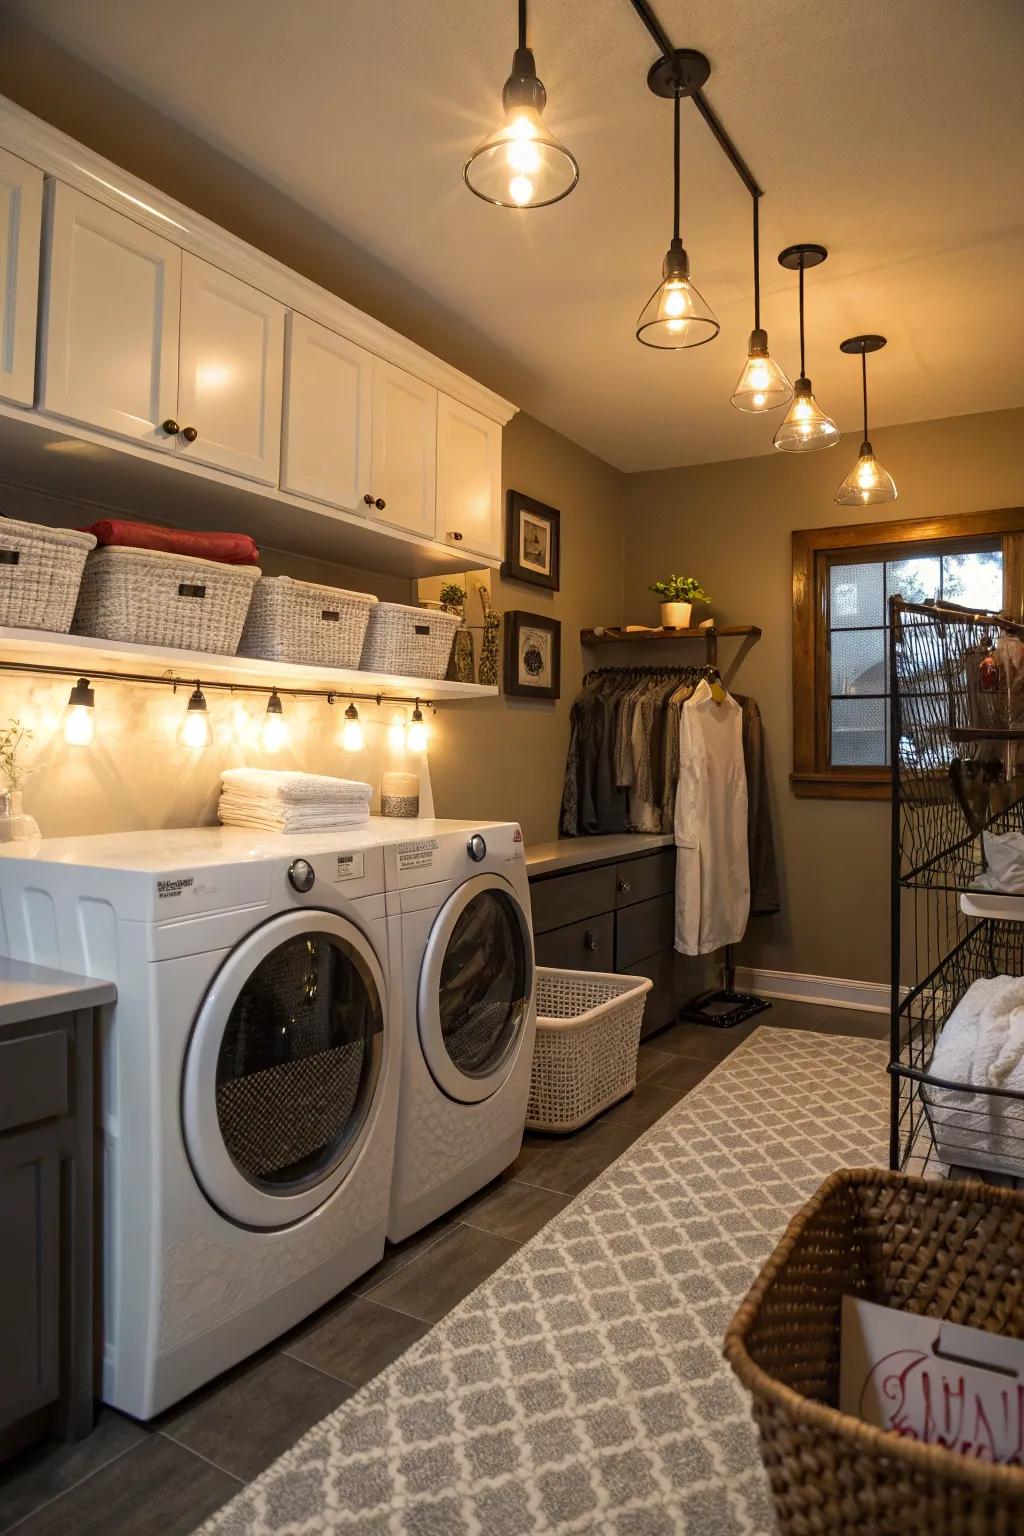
463, 0, 578, 209
730, 196, 792, 411
636, 86, 719, 349
835, 335, 897, 505
773, 244, 840, 451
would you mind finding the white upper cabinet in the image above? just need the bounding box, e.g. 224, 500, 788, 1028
0, 146, 42, 407
436, 393, 502, 559
39, 182, 180, 447
370, 360, 437, 538
281, 312, 373, 514
176, 253, 284, 484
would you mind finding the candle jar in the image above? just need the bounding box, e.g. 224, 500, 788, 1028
381, 771, 419, 818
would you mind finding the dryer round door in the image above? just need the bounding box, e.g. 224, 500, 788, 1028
418, 872, 534, 1104
182, 909, 386, 1229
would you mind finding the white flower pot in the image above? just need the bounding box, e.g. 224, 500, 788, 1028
660, 601, 692, 629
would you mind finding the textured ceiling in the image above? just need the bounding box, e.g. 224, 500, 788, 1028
5, 0, 1024, 471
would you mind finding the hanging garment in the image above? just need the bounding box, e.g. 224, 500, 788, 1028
735, 695, 781, 916
674, 681, 750, 956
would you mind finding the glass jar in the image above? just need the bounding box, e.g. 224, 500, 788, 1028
0, 789, 40, 843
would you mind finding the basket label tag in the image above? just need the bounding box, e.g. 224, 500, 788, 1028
334, 852, 364, 881
840, 1295, 1024, 1463
397, 837, 437, 871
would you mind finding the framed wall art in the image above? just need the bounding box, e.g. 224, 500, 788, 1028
503, 611, 561, 700
502, 491, 560, 591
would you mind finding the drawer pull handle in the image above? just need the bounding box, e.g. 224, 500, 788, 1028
617, 878, 632, 893
584, 929, 599, 952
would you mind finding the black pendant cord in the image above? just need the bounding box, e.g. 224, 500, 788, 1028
752, 194, 761, 331
518, 0, 527, 50
862, 352, 869, 441
672, 90, 681, 241
798, 261, 806, 378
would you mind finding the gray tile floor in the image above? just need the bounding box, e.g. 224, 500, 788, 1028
0, 1001, 886, 1535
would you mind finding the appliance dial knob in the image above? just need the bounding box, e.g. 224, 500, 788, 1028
288, 859, 315, 893
467, 834, 487, 863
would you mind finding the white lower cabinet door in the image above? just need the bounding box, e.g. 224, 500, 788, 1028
0, 147, 43, 407
39, 181, 180, 446
436, 393, 502, 559
370, 359, 437, 538
176, 253, 285, 484
280, 312, 373, 513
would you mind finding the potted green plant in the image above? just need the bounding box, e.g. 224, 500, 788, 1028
648, 575, 711, 629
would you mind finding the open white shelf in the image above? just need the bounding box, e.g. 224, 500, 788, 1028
960, 890, 1024, 922
0, 626, 498, 702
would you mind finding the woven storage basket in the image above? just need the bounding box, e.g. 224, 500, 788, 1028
526, 967, 652, 1133
358, 602, 461, 680
724, 1167, 1024, 1536
72, 546, 261, 654
0, 518, 96, 633
237, 576, 377, 667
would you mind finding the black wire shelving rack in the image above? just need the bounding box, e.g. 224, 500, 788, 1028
889, 596, 1024, 1181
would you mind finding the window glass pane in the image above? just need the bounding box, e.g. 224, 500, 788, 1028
886, 556, 940, 606
942, 550, 1003, 610
830, 562, 884, 629
831, 697, 887, 766
831, 629, 886, 697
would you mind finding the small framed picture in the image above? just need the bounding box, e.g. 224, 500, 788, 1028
503, 491, 560, 591
504, 611, 561, 700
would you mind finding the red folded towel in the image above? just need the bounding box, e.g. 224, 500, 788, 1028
81, 519, 260, 565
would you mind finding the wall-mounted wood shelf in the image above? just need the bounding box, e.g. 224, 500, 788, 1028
580, 624, 761, 665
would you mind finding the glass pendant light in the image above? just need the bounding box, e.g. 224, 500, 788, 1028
340, 702, 365, 754
62, 677, 96, 746
773, 244, 840, 451
177, 684, 213, 750
463, 0, 577, 209
730, 197, 792, 411
835, 335, 897, 506
259, 689, 289, 753
636, 92, 718, 349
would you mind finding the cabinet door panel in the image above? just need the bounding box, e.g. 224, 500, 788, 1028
40, 182, 180, 446
281, 313, 372, 513
0, 146, 43, 407
0, 1127, 60, 1430
616, 893, 675, 970
436, 393, 501, 558
370, 360, 437, 537
177, 253, 284, 483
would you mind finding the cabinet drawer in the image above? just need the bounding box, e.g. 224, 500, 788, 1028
530, 865, 617, 935
614, 848, 676, 908
0, 1030, 68, 1133
534, 913, 615, 974
624, 949, 678, 1038
616, 894, 675, 971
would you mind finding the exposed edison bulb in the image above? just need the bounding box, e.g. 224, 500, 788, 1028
508, 174, 535, 206
260, 691, 289, 753
730, 330, 793, 413
406, 706, 429, 754
835, 441, 897, 506
659, 281, 691, 334
773, 379, 841, 452
177, 687, 213, 750
340, 703, 365, 754
62, 678, 95, 746
387, 706, 407, 754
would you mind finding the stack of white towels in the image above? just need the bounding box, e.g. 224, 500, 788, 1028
928, 974, 1024, 1176
218, 768, 373, 833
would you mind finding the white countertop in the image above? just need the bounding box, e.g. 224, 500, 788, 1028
526, 832, 674, 877
0, 957, 116, 1027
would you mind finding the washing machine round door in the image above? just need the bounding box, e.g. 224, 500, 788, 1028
418, 872, 534, 1104
182, 909, 386, 1229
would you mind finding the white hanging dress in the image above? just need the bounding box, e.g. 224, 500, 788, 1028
674, 679, 750, 955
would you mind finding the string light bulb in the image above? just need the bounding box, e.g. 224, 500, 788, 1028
774, 243, 839, 451
406, 704, 429, 754
835, 335, 897, 506
62, 677, 95, 746
177, 685, 213, 750
259, 689, 289, 753
340, 702, 365, 754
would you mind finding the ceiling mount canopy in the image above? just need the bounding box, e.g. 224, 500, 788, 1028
773, 244, 841, 452
463, 0, 578, 209
835, 334, 897, 505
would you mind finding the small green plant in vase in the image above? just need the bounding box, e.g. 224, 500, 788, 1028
649, 575, 711, 630
0, 719, 40, 842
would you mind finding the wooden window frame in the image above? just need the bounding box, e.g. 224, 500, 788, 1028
792, 507, 1024, 800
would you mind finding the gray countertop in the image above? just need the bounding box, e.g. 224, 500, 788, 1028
0, 958, 116, 1027
526, 832, 674, 878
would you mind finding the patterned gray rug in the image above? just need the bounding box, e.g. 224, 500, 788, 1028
197, 1027, 888, 1536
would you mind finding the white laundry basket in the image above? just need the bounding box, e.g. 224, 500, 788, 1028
527, 967, 653, 1133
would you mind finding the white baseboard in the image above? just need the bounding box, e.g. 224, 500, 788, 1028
733, 965, 900, 1014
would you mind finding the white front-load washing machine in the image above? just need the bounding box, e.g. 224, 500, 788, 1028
0, 825, 400, 1419
378, 818, 536, 1242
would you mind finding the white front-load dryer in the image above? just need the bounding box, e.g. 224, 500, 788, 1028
377, 819, 536, 1242
0, 825, 400, 1419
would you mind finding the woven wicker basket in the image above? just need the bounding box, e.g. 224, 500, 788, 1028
0, 518, 96, 633
724, 1167, 1024, 1536
526, 967, 652, 1133
237, 576, 377, 667
72, 545, 261, 654
359, 602, 461, 680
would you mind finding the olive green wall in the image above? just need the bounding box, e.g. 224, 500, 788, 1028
623, 407, 1024, 984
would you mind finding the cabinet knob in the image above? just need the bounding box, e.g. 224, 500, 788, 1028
448, 530, 463, 542
161, 419, 180, 436
374, 497, 386, 510
617, 878, 632, 894
363, 493, 375, 506
584, 929, 599, 952
180, 426, 199, 443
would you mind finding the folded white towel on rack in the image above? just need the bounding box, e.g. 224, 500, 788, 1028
220, 768, 373, 806
927, 974, 1024, 1177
